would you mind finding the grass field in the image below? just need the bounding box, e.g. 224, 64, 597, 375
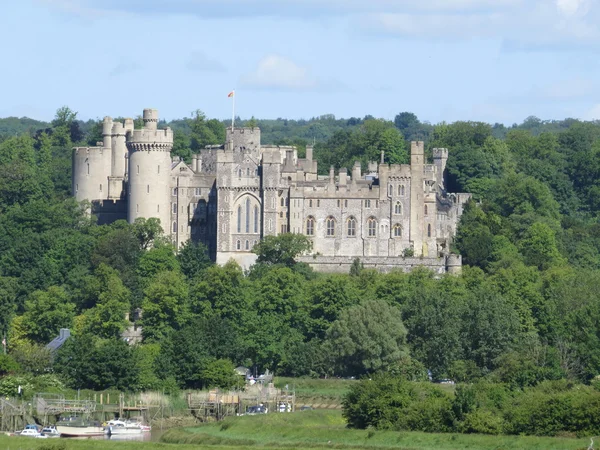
161, 409, 592, 450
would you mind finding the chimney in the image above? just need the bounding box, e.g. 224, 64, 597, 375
329, 166, 335, 185
339, 168, 347, 186
305, 145, 313, 161
352, 161, 361, 183
192, 155, 198, 172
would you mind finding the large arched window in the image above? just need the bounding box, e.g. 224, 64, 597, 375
254, 205, 259, 233
326, 216, 336, 236
367, 217, 377, 237
395, 202, 402, 215
427, 223, 432, 237
393, 224, 402, 237
245, 198, 251, 233
237, 205, 242, 233
347, 216, 356, 237
306, 217, 315, 236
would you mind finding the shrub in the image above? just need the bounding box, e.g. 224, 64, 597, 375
459, 410, 504, 434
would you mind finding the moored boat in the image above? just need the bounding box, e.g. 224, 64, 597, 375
55, 417, 104, 437
105, 419, 144, 436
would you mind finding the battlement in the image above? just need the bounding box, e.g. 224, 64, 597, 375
411, 141, 425, 155
433, 148, 448, 159
143, 108, 159, 130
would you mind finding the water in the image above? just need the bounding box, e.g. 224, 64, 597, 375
71, 429, 166, 443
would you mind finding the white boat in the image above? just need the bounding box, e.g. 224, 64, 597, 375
41, 426, 61, 438
55, 417, 104, 437
18, 428, 47, 438
105, 419, 144, 436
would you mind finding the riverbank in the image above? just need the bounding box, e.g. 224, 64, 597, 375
161, 409, 590, 450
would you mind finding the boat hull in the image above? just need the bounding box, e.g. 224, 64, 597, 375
55, 426, 105, 437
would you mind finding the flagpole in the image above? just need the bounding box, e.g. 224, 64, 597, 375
231, 90, 235, 130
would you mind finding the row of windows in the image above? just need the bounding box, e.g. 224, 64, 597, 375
306, 217, 432, 238
388, 185, 406, 196
238, 168, 259, 178
236, 239, 258, 250
172, 187, 203, 196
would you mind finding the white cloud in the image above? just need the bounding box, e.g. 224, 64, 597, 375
556, 0, 591, 17
241, 55, 318, 90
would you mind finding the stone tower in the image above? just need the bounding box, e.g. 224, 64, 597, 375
126, 109, 173, 230
409, 141, 425, 256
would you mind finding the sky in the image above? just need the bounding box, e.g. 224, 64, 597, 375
1, 0, 600, 125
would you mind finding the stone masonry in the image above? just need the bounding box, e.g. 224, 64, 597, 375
72, 109, 471, 274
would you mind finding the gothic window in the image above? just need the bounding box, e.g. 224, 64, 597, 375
347, 217, 356, 237
172, 222, 177, 233
401, 185, 405, 195
424, 205, 428, 215
317, 200, 320, 207
367, 217, 377, 237
309, 199, 313, 207
237, 206, 242, 233
337, 199, 340, 207
306, 217, 315, 236
238, 169, 242, 178
245, 240, 249, 250
365, 199, 371, 208
393, 224, 402, 237
172, 188, 177, 196
326, 216, 336, 236
345, 200, 348, 208
395, 202, 402, 214
172, 203, 177, 214
236, 240, 241, 250
281, 197, 285, 207
246, 168, 250, 177
389, 185, 393, 196
195, 187, 201, 195
428, 223, 432, 237
254, 205, 259, 233
245, 198, 250, 233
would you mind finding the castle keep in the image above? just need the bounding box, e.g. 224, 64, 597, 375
73, 109, 471, 274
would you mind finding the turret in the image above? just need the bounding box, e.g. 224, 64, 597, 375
410, 141, 425, 256
433, 148, 448, 189
102, 116, 113, 150
126, 109, 173, 230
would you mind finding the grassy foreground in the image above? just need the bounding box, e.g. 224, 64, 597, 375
161, 409, 592, 450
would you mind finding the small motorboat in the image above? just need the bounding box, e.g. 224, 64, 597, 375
17, 428, 47, 438
41, 425, 61, 438
105, 419, 144, 436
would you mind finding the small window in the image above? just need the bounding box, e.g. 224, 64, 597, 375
271, 198, 276, 209
368, 217, 377, 237
309, 199, 313, 207
306, 217, 315, 236
280, 212, 283, 218
317, 200, 320, 207
365, 199, 371, 208
147, 185, 150, 193
398, 185, 401, 196
347, 217, 356, 237
424, 205, 428, 215
337, 199, 340, 207
395, 202, 402, 215
345, 200, 348, 208
393, 224, 402, 237
172, 203, 177, 214
389, 185, 393, 196
326, 217, 336, 236
255, 168, 258, 176
136, 204, 139, 213
245, 240, 249, 250
236, 240, 241, 250
428, 223, 432, 238
158, 165, 160, 174
237, 206, 242, 233
195, 187, 201, 195
99, 184, 102, 192
87, 163, 90, 175
76, 184, 78, 192
281, 197, 285, 207
238, 169, 242, 178
401, 185, 405, 195
172, 222, 177, 233
268, 219, 273, 231
137, 165, 140, 175
247, 168, 250, 177
157, 205, 160, 213
172, 188, 177, 196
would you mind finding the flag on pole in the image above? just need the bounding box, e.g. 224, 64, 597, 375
228, 90, 235, 98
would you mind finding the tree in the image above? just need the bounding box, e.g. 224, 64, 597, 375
177, 240, 211, 279
519, 222, 565, 270
325, 300, 409, 376
252, 233, 312, 267
141, 271, 188, 342
131, 217, 164, 250
201, 359, 239, 390
22, 286, 75, 343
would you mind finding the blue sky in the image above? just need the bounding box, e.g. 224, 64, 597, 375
1, 0, 599, 125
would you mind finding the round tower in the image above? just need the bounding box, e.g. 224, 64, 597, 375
72, 145, 112, 203
446, 254, 462, 275
126, 109, 173, 231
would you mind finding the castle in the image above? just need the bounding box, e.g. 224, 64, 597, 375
73, 109, 471, 274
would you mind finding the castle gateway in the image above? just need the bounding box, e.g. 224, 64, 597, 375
73, 109, 471, 274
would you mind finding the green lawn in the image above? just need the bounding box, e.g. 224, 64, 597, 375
161, 409, 592, 450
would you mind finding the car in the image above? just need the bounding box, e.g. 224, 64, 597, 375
299, 406, 313, 411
